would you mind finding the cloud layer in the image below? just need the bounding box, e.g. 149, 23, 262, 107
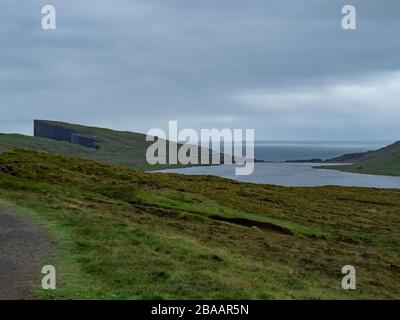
1, 0, 399, 140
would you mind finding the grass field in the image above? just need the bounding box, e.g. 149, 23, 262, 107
0, 147, 399, 299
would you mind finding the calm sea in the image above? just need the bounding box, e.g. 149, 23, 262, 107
252, 141, 391, 162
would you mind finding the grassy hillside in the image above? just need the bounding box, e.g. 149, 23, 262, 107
319, 141, 400, 176
0, 121, 188, 171
0, 147, 399, 299
0, 133, 101, 160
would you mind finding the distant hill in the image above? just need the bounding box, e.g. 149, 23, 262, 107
317, 141, 400, 176
0, 120, 221, 171
324, 150, 376, 163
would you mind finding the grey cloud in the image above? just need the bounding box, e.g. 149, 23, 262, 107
0, 0, 399, 140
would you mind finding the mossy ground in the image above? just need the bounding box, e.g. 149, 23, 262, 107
0, 148, 399, 299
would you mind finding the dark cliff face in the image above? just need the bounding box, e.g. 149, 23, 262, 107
34, 120, 100, 149
71, 133, 100, 149
34, 120, 73, 142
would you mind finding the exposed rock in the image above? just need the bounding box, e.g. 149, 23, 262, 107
34, 120, 73, 142
0, 164, 12, 174
71, 133, 100, 149
390, 264, 400, 273
34, 120, 100, 149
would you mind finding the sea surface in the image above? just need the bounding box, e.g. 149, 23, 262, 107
252, 141, 389, 162
159, 141, 400, 188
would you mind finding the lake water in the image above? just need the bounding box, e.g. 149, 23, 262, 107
160, 163, 400, 188
159, 141, 400, 188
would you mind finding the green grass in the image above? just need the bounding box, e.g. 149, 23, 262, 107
0, 148, 399, 299
0, 133, 100, 160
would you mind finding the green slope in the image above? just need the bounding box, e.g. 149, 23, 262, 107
0, 133, 100, 158
0, 147, 399, 299
318, 141, 400, 176
0, 121, 188, 171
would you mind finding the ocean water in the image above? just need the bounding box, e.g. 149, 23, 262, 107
252, 141, 391, 162
159, 141, 400, 188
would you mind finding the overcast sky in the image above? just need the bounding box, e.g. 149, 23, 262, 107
1, 0, 399, 140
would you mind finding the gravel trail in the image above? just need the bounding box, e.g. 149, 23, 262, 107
0, 207, 51, 300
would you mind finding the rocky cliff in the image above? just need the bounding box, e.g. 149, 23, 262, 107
34, 120, 100, 149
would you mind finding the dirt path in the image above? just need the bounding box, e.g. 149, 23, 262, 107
0, 207, 51, 300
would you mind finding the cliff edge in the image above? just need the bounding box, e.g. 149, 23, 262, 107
34, 120, 100, 149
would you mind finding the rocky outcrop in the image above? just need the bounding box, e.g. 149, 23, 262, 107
70, 133, 100, 149
34, 120, 73, 142
0, 164, 12, 174
34, 120, 100, 149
